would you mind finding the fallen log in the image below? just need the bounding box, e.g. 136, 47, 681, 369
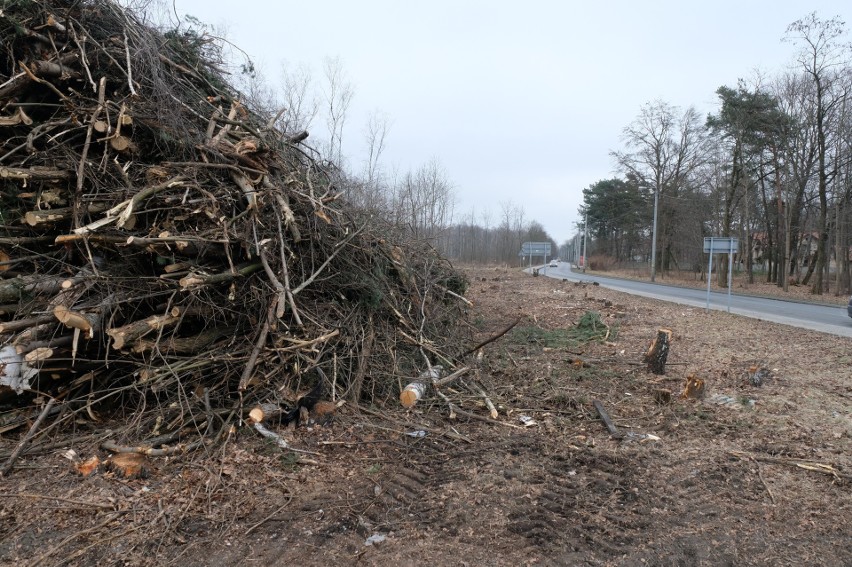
593, 400, 621, 437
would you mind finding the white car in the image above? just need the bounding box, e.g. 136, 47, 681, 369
548, 260, 558, 267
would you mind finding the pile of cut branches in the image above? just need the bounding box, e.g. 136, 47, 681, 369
0, 1, 469, 449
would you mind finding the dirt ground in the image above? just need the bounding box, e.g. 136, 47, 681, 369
1, 265, 850, 566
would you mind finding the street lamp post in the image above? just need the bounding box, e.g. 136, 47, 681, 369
650, 186, 659, 282
583, 212, 589, 273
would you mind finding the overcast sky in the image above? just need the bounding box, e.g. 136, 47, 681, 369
167, 1, 850, 245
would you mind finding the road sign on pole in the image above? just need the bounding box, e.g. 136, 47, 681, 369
703, 237, 738, 254
519, 242, 551, 257
519, 242, 552, 274
703, 237, 738, 312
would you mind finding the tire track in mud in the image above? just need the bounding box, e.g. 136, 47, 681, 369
295, 451, 463, 541
289, 429, 780, 562
362, 465, 434, 527
504, 446, 655, 556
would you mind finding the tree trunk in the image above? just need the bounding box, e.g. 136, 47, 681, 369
643, 328, 672, 375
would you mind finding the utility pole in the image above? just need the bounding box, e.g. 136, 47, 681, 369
573, 234, 578, 265
582, 212, 588, 273
651, 185, 659, 282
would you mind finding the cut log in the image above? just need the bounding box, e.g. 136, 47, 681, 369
0, 275, 84, 304
24, 347, 54, 363
400, 366, 443, 409
643, 328, 672, 375
93, 119, 110, 134
106, 308, 181, 350
53, 305, 101, 339
109, 134, 131, 152
0, 166, 73, 182
14, 334, 74, 355
130, 326, 236, 354
24, 203, 107, 226
0, 314, 56, 334
179, 263, 262, 289
400, 380, 428, 409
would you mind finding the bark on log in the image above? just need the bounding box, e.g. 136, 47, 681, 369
73, 176, 186, 234
14, 334, 74, 355
130, 326, 236, 354
0, 304, 25, 316
399, 366, 470, 409
0, 314, 56, 334
53, 305, 102, 339
24, 203, 107, 226
0, 275, 82, 304
179, 263, 262, 289
643, 328, 672, 375
106, 308, 181, 350
400, 366, 443, 409
0, 166, 72, 181
53, 234, 231, 260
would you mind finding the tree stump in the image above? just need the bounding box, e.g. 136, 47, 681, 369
681, 374, 706, 399
643, 328, 672, 375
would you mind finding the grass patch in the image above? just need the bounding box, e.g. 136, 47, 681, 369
510, 311, 617, 349
511, 326, 575, 348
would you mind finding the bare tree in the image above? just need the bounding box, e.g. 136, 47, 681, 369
322, 56, 354, 167
784, 12, 851, 294
498, 201, 523, 265
278, 61, 318, 134
389, 159, 455, 244
364, 109, 391, 187
479, 208, 493, 263
612, 100, 707, 280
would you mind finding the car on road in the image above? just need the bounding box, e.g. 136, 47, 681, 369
848, 295, 852, 318
548, 260, 558, 267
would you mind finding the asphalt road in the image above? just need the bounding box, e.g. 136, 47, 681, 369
533, 263, 852, 338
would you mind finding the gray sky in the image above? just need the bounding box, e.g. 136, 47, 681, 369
169, 1, 850, 245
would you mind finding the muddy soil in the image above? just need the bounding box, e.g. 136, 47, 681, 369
1, 266, 850, 566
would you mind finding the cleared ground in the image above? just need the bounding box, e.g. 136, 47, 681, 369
1, 265, 850, 566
